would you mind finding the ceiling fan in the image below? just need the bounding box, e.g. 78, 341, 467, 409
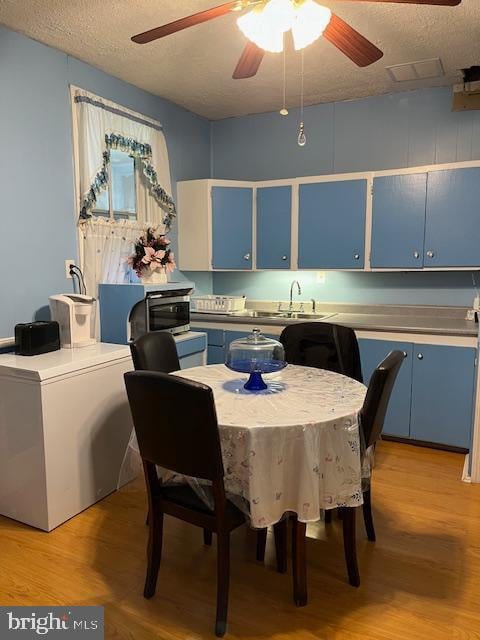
131, 0, 462, 80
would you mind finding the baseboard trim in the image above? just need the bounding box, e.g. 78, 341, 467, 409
381, 434, 468, 455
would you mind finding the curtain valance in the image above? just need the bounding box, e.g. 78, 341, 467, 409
71, 87, 176, 230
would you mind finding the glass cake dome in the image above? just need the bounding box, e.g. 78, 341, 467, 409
225, 328, 286, 391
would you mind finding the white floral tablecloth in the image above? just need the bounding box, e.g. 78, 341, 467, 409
123, 363, 368, 528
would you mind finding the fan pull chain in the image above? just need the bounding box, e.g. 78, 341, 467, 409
297, 49, 306, 147
280, 36, 288, 116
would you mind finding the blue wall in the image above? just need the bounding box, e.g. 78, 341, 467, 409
213, 271, 479, 307
0, 28, 77, 340
2, 24, 479, 333
0, 26, 210, 339
210, 87, 480, 306
211, 87, 480, 180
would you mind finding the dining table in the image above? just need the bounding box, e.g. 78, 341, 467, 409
173, 362, 367, 519
121, 362, 368, 605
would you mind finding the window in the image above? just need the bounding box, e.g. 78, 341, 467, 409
93, 150, 137, 220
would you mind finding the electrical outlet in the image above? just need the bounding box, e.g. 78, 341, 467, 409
65, 259, 75, 279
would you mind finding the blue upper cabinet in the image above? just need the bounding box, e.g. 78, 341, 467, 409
298, 179, 367, 269
424, 168, 480, 267
358, 339, 412, 438
371, 174, 427, 269
211, 186, 253, 270
410, 344, 476, 449
256, 185, 292, 269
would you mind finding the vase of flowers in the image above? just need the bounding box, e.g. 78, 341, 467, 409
128, 227, 176, 283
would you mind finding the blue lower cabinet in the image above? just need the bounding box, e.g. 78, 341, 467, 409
224, 330, 251, 348
192, 326, 226, 364
180, 351, 206, 369
358, 339, 413, 438
176, 335, 207, 359
202, 328, 224, 347
207, 345, 225, 365
410, 344, 476, 449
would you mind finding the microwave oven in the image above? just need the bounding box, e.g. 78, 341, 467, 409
128, 288, 191, 342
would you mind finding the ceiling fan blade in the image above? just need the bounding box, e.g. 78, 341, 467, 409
132, 1, 249, 44
323, 14, 383, 67
233, 42, 265, 79
337, 0, 461, 5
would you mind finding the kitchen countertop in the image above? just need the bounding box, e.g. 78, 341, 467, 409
0, 342, 132, 381
191, 302, 479, 337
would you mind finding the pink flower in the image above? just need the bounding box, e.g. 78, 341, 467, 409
142, 246, 166, 269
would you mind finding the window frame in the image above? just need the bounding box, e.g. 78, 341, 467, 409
92, 151, 138, 221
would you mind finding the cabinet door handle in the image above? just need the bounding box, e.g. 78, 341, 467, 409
403, 351, 408, 358
354, 254, 360, 260
282, 255, 288, 261
426, 250, 435, 258
243, 253, 251, 261
413, 251, 420, 259
417, 353, 423, 360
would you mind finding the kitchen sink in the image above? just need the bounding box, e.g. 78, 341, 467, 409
280, 312, 330, 320
235, 310, 332, 320
249, 310, 285, 318
287, 311, 332, 320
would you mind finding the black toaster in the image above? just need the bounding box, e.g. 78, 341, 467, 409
15, 321, 61, 356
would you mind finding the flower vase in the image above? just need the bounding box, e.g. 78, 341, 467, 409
141, 267, 167, 285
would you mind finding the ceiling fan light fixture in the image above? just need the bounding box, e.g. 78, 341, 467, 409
237, 0, 332, 53
237, 0, 294, 53
291, 1, 332, 51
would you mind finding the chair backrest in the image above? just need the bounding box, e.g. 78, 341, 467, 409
130, 331, 180, 373
360, 350, 404, 448
124, 370, 224, 481
280, 322, 363, 383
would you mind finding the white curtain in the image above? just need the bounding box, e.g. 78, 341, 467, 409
136, 161, 159, 227
71, 86, 173, 222
70, 86, 176, 322
80, 218, 147, 298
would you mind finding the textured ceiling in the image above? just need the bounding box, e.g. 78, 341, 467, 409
0, 0, 479, 119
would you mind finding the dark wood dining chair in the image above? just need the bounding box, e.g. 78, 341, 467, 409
287, 350, 404, 606
257, 322, 364, 567
279, 322, 364, 383
130, 332, 266, 553
130, 332, 187, 528
130, 331, 180, 373
357, 349, 405, 543
124, 370, 245, 637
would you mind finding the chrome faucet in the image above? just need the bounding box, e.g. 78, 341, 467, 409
289, 280, 302, 311
311, 298, 316, 313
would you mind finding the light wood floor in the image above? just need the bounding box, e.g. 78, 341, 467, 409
2, 441, 480, 639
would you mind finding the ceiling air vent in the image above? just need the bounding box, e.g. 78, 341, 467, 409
386, 58, 444, 83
